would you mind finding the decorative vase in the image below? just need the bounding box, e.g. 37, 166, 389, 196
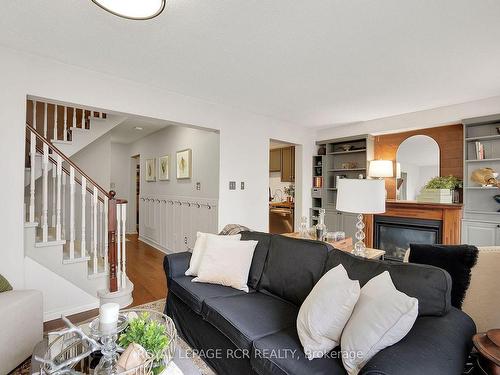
317, 146, 326, 155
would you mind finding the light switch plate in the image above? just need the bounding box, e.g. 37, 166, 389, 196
229, 181, 236, 190
240, 182, 245, 190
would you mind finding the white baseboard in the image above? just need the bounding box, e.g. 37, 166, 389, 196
138, 236, 177, 255
43, 301, 100, 322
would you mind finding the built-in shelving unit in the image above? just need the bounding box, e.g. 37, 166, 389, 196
310, 135, 373, 237
462, 114, 500, 246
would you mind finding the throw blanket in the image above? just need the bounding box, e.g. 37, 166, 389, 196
219, 224, 250, 235
409, 244, 478, 309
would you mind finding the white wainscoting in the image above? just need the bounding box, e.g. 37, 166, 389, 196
138, 195, 218, 253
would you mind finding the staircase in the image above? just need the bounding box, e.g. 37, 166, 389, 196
23, 100, 133, 320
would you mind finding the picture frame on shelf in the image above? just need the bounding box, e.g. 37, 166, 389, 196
158, 155, 169, 181
145, 158, 156, 182
176, 148, 192, 179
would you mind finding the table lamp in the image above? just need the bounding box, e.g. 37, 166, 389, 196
368, 160, 393, 179
336, 179, 386, 257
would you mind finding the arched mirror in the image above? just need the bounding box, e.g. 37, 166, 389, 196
396, 135, 440, 200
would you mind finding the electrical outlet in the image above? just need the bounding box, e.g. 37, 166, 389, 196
196, 182, 201, 190
229, 181, 236, 190
184, 236, 188, 245
240, 181, 245, 190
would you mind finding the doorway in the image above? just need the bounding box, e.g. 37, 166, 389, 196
269, 140, 296, 234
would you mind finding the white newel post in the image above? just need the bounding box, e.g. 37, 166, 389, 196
104, 196, 109, 273
63, 107, 68, 141
116, 204, 122, 289
81, 109, 85, 129
44, 102, 48, 138
99, 200, 104, 257
53, 104, 58, 141
29, 132, 36, 223
81, 176, 86, 258
69, 167, 75, 259
56, 155, 62, 241
93, 187, 98, 274
51, 161, 56, 227
121, 203, 127, 287
42, 143, 49, 242
73, 108, 77, 131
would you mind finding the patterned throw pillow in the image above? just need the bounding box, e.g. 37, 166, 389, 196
0, 274, 12, 293
219, 224, 250, 236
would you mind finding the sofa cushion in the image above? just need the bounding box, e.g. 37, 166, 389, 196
326, 249, 452, 316
259, 235, 332, 306
359, 308, 476, 375
251, 327, 346, 375
168, 276, 248, 315
241, 231, 272, 289
203, 292, 298, 350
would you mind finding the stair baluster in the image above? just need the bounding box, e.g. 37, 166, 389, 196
81, 176, 86, 258
99, 200, 104, 257
93, 186, 98, 274
63, 107, 68, 142
53, 104, 58, 141
120, 203, 127, 288
81, 109, 85, 129
51, 160, 57, 227
42, 143, 49, 242
56, 155, 62, 241
73, 108, 77, 133
44, 102, 48, 139
29, 132, 36, 223
69, 166, 75, 259
62, 173, 66, 240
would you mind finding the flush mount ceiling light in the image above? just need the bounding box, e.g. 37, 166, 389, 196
134, 126, 144, 130
91, 0, 165, 20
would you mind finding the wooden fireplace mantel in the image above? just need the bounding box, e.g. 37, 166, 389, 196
364, 200, 463, 248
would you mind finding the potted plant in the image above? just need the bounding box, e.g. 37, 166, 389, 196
119, 312, 172, 374
283, 184, 295, 202
418, 176, 463, 203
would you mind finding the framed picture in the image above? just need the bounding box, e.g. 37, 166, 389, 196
158, 155, 170, 181
176, 149, 192, 179
145, 158, 156, 182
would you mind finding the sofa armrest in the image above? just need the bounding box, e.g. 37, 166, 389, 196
0, 290, 43, 374
360, 307, 475, 375
163, 252, 192, 280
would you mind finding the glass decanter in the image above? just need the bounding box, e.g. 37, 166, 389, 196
315, 209, 327, 241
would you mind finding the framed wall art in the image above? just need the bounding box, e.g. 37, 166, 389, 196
158, 155, 170, 181
145, 158, 156, 182
176, 149, 192, 179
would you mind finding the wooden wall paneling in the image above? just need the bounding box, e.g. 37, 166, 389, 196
373, 124, 463, 199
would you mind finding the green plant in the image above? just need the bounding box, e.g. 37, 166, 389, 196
119, 313, 170, 365
424, 175, 463, 190
284, 184, 295, 197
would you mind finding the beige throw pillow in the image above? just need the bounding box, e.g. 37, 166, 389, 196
185, 232, 241, 277
192, 237, 258, 292
297, 265, 360, 360
341, 271, 418, 375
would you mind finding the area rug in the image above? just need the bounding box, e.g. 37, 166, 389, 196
11, 299, 215, 375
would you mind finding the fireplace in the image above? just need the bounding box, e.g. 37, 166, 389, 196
373, 215, 442, 261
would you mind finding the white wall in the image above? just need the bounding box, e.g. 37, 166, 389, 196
71, 133, 112, 190
0, 46, 313, 288
317, 95, 500, 140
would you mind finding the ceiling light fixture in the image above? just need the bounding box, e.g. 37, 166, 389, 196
134, 126, 144, 131
91, 0, 165, 20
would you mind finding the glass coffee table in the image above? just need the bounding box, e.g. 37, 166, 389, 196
31, 309, 184, 375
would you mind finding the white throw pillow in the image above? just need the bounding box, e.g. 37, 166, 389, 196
192, 237, 258, 292
185, 232, 241, 276
297, 265, 360, 360
341, 271, 418, 375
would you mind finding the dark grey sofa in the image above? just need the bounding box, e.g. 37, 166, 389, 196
163, 231, 475, 375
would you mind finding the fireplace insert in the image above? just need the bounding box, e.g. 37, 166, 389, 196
373, 215, 442, 261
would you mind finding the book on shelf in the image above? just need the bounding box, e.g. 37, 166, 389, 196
475, 141, 485, 160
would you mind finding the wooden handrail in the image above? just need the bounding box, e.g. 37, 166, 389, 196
26, 122, 111, 199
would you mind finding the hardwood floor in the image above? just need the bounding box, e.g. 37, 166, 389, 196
44, 234, 168, 331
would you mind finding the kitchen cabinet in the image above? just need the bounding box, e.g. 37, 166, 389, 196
462, 220, 500, 246
281, 146, 295, 182
269, 148, 281, 172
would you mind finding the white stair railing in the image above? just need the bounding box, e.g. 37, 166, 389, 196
25, 123, 128, 293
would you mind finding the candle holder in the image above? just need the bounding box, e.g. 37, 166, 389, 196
89, 314, 129, 374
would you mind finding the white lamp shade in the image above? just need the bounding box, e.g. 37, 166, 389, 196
368, 160, 394, 178
92, 0, 165, 19
336, 179, 386, 214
